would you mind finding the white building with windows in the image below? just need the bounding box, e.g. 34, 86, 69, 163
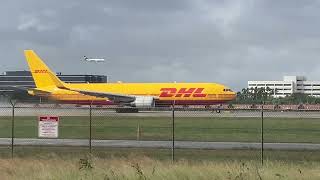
248, 76, 320, 98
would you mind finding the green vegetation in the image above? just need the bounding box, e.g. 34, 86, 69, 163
2, 147, 320, 162
1, 116, 320, 143
2, 153, 320, 179
234, 87, 320, 104
235, 87, 274, 104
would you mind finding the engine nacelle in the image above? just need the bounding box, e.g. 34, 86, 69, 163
130, 96, 155, 107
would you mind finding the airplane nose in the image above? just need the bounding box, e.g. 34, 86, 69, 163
226, 91, 236, 100
221, 87, 236, 101
230, 92, 236, 100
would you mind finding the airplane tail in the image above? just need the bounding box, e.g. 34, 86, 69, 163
24, 50, 65, 89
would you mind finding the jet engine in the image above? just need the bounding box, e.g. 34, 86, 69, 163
130, 96, 155, 107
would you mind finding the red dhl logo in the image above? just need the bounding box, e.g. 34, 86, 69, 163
159, 88, 207, 98
34, 70, 48, 73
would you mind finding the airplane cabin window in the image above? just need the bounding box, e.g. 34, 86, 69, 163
223, 89, 232, 92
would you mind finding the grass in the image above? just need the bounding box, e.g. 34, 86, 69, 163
0, 116, 320, 143
1, 146, 320, 163
1, 146, 320, 179
1, 109, 319, 179
1, 155, 320, 179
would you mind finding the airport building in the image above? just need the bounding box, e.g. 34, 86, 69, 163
248, 76, 320, 97
0, 70, 107, 94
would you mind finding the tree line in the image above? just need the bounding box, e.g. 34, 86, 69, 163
233, 87, 320, 104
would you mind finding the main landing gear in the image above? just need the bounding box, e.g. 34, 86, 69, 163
115, 107, 139, 113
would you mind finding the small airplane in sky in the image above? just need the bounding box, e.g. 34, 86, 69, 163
83, 56, 105, 62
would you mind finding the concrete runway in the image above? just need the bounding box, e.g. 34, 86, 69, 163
1, 106, 320, 118
1, 138, 320, 150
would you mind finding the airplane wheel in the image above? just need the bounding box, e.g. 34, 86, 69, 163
116, 108, 139, 113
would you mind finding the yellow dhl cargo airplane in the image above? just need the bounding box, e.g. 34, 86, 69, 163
23, 50, 236, 107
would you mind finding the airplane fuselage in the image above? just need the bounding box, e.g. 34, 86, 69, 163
30, 82, 235, 105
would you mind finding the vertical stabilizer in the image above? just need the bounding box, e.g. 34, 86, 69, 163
24, 50, 65, 88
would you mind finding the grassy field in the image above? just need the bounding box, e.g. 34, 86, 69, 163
1, 145, 320, 179
1, 155, 320, 179
0, 116, 320, 143
1, 146, 320, 162
1, 146, 320, 179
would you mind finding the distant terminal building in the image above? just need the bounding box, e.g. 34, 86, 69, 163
0, 71, 107, 94
248, 76, 320, 98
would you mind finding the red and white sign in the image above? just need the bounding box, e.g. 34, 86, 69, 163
38, 116, 59, 138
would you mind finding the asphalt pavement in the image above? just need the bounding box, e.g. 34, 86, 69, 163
0, 138, 320, 150
1, 106, 320, 118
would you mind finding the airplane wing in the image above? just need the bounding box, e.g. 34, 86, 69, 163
11, 86, 52, 96
70, 89, 136, 103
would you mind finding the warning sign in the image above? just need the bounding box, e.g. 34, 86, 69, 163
38, 116, 59, 138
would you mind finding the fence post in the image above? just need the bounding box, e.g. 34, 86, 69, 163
137, 119, 141, 141
171, 102, 175, 162
89, 103, 92, 153
261, 103, 264, 166
10, 99, 17, 159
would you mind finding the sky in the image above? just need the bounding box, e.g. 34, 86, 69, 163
1, 0, 320, 91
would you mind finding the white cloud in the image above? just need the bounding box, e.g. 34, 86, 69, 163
194, 0, 255, 36
2, 0, 320, 91
69, 25, 102, 41
17, 16, 38, 31
17, 13, 58, 32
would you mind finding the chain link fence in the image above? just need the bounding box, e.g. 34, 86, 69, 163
1, 98, 320, 162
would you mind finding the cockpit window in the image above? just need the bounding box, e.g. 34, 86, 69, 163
223, 88, 232, 92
